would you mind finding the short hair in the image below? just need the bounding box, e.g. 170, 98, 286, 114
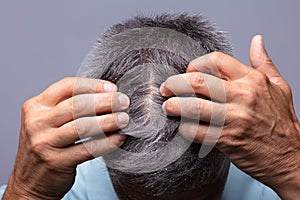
82, 13, 232, 199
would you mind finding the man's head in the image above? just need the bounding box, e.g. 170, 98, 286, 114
81, 13, 232, 200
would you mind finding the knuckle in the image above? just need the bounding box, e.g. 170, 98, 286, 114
100, 115, 114, 129
247, 88, 260, 106
210, 52, 225, 65
243, 87, 260, 106
235, 110, 253, 131
190, 73, 205, 89
235, 85, 260, 106
82, 149, 94, 161
24, 117, 41, 134
30, 138, 48, 157
255, 71, 269, 85
217, 133, 232, 147
22, 99, 35, 113
72, 95, 92, 117
86, 142, 96, 154
30, 138, 60, 169
60, 77, 75, 89
73, 119, 87, 138
237, 110, 251, 123
191, 100, 202, 117
218, 125, 247, 149
61, 77, 74, 85
84, 137, 105, 158
106, 93, 116, 110
218, 134, 242, 150
224, 105, 235, 124
44, 154, 60, 170
66, 97, 75, 112
95, 80, 104, 93
107, 92, 114, 105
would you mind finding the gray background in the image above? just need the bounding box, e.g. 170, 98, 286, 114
0, 0, 299, 185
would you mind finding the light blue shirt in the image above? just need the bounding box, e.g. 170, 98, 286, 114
0, 158, 280, 200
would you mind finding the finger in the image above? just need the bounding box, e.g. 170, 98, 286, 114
51, 112, 129, 147
250, 35, 284, 85
162, 97, 226, 125
179, 122, 222, 145
187, 52, 251, 81
160, 72, 228, 102
39, 77, 117, 106
52, 92, 130, 126
61, 133, 127, 166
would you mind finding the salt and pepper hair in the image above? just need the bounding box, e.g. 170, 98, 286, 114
82, 13, 233, 199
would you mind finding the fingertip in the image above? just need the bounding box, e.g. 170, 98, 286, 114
162, 101, 167, 115
118, 93, 130, 108
106, 133, 127, 149
178, 122, 188, 135
159, 82, 167, 96
117, 112, 130, 128
250, 34, 269, 68
160, 82, 174, 97
252, 35, 264, 45
252, 35, 265, 52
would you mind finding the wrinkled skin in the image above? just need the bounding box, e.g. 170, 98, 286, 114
3, 77, 130, 200
160, 35, 300, 200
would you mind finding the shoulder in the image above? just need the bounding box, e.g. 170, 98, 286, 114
62, 158, 118, 200
222, 163, 281, 200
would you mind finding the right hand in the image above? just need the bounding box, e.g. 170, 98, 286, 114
3, 77, 130, 200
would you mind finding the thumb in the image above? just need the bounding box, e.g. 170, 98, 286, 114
250, 35, 282, 84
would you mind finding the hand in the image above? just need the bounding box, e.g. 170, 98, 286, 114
160, 35, 300, 200
3, 77, 130, 200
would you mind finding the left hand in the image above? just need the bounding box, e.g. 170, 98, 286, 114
160, 35, 300, 200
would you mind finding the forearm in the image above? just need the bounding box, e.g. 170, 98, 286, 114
3, 171, 64, 200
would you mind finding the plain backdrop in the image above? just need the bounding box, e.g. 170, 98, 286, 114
0, 0, 300, 185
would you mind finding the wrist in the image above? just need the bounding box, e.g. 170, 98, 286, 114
273, 123, 300, 200
3, 174, 32, 200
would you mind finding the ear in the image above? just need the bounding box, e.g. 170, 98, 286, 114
250, 35, 283, 85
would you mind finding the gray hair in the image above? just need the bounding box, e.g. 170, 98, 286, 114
81, 13, 232, 198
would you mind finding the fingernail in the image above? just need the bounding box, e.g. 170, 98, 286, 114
117, 113, 129, 126
118, 94, 130, 107
118, 133, 127, 141
104, 83, 117, 92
